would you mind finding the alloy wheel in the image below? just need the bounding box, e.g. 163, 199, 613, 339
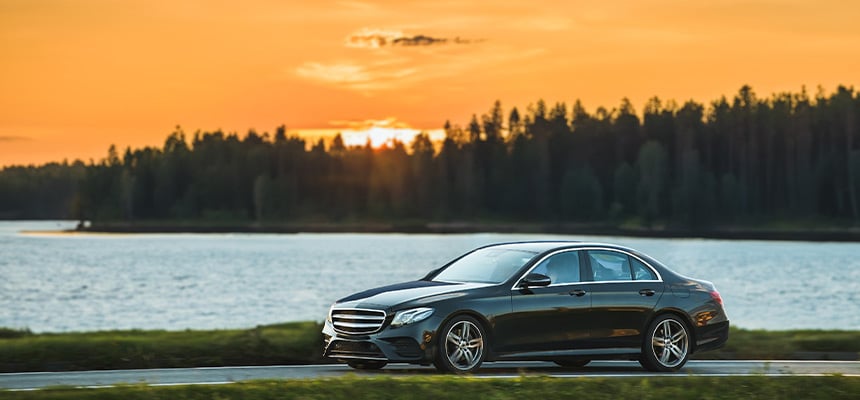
444, 320, 484, 371
650, 318, 689, 369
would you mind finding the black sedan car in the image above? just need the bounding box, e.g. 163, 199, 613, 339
322, 241, 728, 373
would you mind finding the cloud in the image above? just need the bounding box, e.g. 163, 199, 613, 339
295, 62, 372, 84
0, 135, 30, 141
329, 117, 412, 130
294, 46, 546, 94
346, 28, 479, 48
295, 59, 418, 91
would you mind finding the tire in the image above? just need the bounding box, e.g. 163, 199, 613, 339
639, 314, 691, 372
553, 359, 590, 368
347, 360, 387, 370
433, 315, 486, 374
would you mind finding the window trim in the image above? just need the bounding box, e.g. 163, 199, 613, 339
628, 254, 658, 281
510, 247, 663, 291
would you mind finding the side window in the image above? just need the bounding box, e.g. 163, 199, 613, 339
588, 250, 632, 281
630, 257, 657, 280
530, 251, 581, 285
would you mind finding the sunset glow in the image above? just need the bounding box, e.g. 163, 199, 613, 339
2, 0, 859, 166
328, 118, 444, 148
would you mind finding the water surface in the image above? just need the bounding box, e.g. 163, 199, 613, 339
1, 221, 857, 332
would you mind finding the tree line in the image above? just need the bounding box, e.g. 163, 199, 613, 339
1, 85, 858, 228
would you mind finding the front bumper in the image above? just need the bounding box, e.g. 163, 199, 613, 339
322, 316, 443, 364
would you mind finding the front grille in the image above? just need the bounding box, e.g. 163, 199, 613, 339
328, 340, 386, 360
331, 308, 387, 335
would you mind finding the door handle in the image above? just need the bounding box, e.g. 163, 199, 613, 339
639, 289, 656, 296
569, 289, 587, 297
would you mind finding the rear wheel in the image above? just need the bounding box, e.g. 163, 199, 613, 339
347, 360, 387, 370
639, 314, 691, 372
434, 315, 486, 374
554, 359, 590, 368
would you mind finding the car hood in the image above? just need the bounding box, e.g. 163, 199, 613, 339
335, 280, 492, 311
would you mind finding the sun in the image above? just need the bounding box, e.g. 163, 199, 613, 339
341, 126, 416, 148
333, 119, 444, 149
293, 118, 445, 150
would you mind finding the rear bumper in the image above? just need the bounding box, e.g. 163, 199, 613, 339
322, 317, 441, 364
694, 320, 729, 353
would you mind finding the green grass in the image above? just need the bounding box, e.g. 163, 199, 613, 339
1, 324, 858, 373
696, 328, 860, 359
0, 322, 325, 372
2, 376, 859, 399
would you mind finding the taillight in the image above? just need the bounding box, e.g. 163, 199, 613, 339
709, 290, 723, 305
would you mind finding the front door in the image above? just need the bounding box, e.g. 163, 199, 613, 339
494, 250, 592, 354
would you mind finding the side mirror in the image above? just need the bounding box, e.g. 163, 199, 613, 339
519, 273, 551, 288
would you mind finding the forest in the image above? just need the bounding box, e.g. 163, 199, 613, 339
1, 85, 859, 229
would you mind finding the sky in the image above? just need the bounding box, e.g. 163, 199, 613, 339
2, 0, 859, 166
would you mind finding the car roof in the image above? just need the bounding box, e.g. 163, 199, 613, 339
476, 241, 674, 281
486, 240, 633, 253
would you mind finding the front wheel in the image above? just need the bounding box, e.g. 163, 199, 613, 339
433, 315, 486, 374
347, 360, 386, 370
639, 314, 691, 372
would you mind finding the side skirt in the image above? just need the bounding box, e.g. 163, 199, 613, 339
495, 347, 641, 361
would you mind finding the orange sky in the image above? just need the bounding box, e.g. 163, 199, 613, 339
2, 0, 859, 166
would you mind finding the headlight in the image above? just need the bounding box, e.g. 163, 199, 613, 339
390, 307, 434, 327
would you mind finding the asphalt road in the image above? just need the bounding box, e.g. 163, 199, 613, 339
2, 361, 859, 391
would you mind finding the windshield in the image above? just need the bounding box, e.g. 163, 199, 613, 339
433, 248, 537, 284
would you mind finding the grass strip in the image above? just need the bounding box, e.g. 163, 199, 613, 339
0, 322, 325, 372
2, 376, 860, 400
1, 324, 858, 373
697, 328, 860, 360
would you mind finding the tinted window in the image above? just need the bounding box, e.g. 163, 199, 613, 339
631, 257, 657, 280
434, 248, 537, 284
530, 251, 581, 285
588, 250, 632, 281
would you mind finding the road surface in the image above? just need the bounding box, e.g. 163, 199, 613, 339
2, 360, 859, 391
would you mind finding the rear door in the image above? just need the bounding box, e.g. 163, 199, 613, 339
584, 249, 664, 348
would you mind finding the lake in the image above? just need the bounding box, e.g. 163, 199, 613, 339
1, 221, 858, 332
